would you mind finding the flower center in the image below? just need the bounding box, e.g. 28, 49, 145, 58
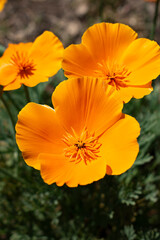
62, 128, 101, 165
106, 66, 131, 90
10, 51, 36, 79
96, 62, 131, 90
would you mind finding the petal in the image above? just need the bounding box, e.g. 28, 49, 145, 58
3, 77, 21, 91
2, 71, 48, 90
16, 103, 65, 170
100, 114, 140, 175
0, 42, 33, 90
118, 82, 153, 103
121, 38, 160, 85
40, 153, 106, 187
62, 44, 98, 78
0, 0, 7, 11
0, 64, 17, 87
21, 71, 48, 87
52, 77, 123, 136
62, 23, 137, 78
30, 31, 64, 77
0, 42, 33, 63
82, 22, 137, 63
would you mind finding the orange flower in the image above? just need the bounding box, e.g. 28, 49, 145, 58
0, 0, 7, 12
0, 31, 64, 91
16, 77, 140, 187
62, 23, 160, 103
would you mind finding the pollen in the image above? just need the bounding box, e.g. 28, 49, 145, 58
106, 65, 131, 90
62, 128, 102, 165
10, 51, 36, 79
96, 62, 131, 90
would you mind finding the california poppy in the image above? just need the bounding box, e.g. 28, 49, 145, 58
0, 31, 64, 91
62, 23, 160, 103
16, 77, 140, 187
0, 0, 7, 12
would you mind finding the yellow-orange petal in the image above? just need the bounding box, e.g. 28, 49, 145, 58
3, 73, 48, 90
16, 103, 65, 170
30, 31, 64, 77
52, 77, 123, 137
62, 44, 98, 78
3, 77, 21, 91
0, 0, 7, 11
82, 22, 137, 64
0, 64, 17, 87
0, 42, 33, 63
40, 153, 106, 187
121, 38, 160, 85
118, 82, 153, 103
20, 72, 48, 88
100, 114, 140, 175
62, 23, 137, 78
0, 43, 33, 90
1, 71, 48, 90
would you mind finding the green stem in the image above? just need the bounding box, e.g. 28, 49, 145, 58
0, 44, 5, 57
99, 0, 105, 21
24, 85, 31, 102
150, 0, 159, 40
0, 93, 21, 177
0, 151, 16, 154
5, 92, 21, 112
0, 85, 3, 98
0, 167, 26, 184
1, 95, 15, 133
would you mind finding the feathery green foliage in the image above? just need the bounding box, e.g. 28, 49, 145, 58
0, 69, 160, 239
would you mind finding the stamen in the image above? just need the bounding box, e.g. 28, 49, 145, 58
62, 128, 101, 165
95, 62, 131, 90
10, 51, 36, 79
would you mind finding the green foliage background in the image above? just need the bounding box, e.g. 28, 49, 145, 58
0, 68, 160, 239
0, 0, 160, 238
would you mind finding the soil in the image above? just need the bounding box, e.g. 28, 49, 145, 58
0, 0, 159, 48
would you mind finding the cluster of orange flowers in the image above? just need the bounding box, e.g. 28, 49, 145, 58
0, 22, 160, 187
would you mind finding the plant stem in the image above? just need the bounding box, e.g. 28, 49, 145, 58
1, 95, 15, 133
0, 85, 3, 97
0, 44, 5, 57
24, 85, 31, 102
5, 92, 21, 112
99, 0, 105, 21
0, 167, 26, 184
0, 92, 21, 178
150, 0, 160, 40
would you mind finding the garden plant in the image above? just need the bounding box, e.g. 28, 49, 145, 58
0, 0, 160, 239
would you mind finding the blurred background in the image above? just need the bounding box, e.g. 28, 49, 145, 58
0, 0, 160, 46
0, 0, 160, 240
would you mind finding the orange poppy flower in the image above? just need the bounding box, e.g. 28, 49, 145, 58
0, 0, 7, 11
16, 77, 140, 187
62, 23, 160, 103
0, 31, 64, 91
